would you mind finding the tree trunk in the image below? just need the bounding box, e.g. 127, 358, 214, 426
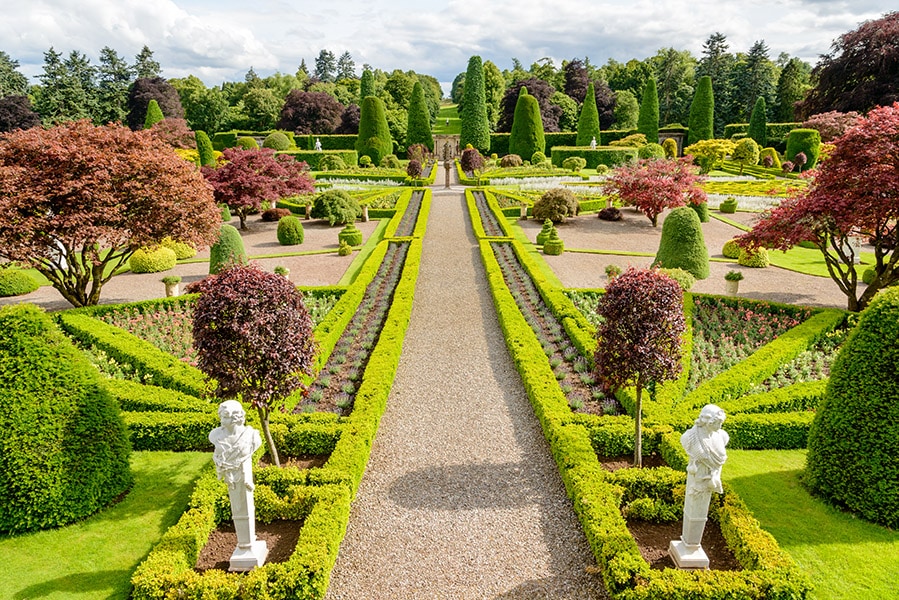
257, 406, 280, 467
634, 382, 643, 468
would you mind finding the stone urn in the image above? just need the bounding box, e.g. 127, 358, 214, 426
161, 275, 181, 297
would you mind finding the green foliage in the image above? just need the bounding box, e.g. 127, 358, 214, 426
276, 215, 304, 245
562, 156, 587, 172
532, 187, 579, 223
379, 154, 401, 169
0, 305, 131, 534
236, 135, 259, 149
722, 239, 742, 259
317, 154, 347, 171
637, 142, 665, 159
337, 239, 352, 256
277, 149, 357, 171
662, 138, 677, 158
652, 206, 710, 279
338, 223, 363, 247
747, 97, 768, 147
550, 146, 638, 169
785, 128, 822, 170
219, 204, 231, 222
576, 81, 601, 147
805, 287, 899, 528
460, 56, 491, 153
687, 76, 714, 145
129, 245, 177, 274
690, 201, 710, 223
509, 90, 545, 162
738, 246, 770, 268
531, 150, 547, 164
636, 77, 659, 143
759, 147, 782, 170
609, 133, 648, 148
355, 95, 393, 165
143, 98, 164, 129
542, 227, 564, 255
208, 224, 247, 274
656, 267, 695, 291
536, 219, 554, 245
719, 197, 738, 213
160, 237, 197, 260
310, 189, 362, 226
262, 131, 292, 151
0, 267, 39, 296
194, 130, 216, 167
732, 138, 760, 174
405, 81, 434, 151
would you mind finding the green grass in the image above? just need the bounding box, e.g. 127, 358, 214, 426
0, 451, 211, 600
725, 450, 899, 600
434, 103, 461, 135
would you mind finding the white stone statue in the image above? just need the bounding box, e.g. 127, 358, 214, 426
209, 400, 268, 571
314, 137, 322, 151
669, 404, 729, 569
590, 136, 597, 149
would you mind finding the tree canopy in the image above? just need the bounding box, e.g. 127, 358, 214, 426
604, 156, 706, 226
277, 90, 344, 134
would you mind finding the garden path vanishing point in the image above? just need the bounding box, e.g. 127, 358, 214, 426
324, 173, 608, 599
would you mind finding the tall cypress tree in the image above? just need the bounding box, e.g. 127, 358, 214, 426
359, 69, 375, 103
355, 95, 393, 165
687, 75, 715, 145
576, 81, 601, 146
405, 81, 434, 151
509, 87, 545, 161
747, 96, 767, 147
637, 77, 659, 143
143, 98, 164, 129
459, 55, 490, 153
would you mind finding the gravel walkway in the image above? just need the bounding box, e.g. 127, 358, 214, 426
324, 180, 606, 599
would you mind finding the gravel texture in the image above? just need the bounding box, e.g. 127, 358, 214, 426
324, 184, 607, 599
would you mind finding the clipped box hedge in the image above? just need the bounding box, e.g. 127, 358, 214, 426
279, 149, 358, 170
551, 146, 638, 169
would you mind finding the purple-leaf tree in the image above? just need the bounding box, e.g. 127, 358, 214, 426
604, 156, 706, 226
192, 264, 318, 467
594, 268, 686, 467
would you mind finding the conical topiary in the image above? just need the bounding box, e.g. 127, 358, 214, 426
651, 206, 710, 279
576, 82, 601, 147
195, 130, 216, 167
536, 219, 554, 245
637, 77, 659, 144
355, 95, 393, 165
405, 81, 434, 151
542, 227, 564, 255
143, 98, 164, 129
747, 96, 767, 147
687, 76, 714, 145
209, 224, 247, 274
459, 55, 491, 153
509, 88, 545, 161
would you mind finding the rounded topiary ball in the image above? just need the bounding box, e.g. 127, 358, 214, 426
0, 268, 39, 297
722, 239, 742, 259
657, 267, 695, 291
129, 246, 178, 273
209, 224, 248, 274
652, 206, 710, 280
738, 246, 770, 268
805, 287, 899, 528
0, 305, 132, 534
638, 143, 665, 160
236, 136, 259, 150
262, 131, 292, 151
318, 155, 347, 171
338, 224, 363, 247
532, 187, 579, 224
277, 215, 305, 245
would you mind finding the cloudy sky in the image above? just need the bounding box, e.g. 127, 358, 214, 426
3, 0, 894, 93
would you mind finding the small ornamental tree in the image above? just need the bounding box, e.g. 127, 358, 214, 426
509, 88, 545, 162
594, 268, 685, 467
192, 264, 318, 467
604, 156, 706, 226
576, 81, 601, 147
802, 110, 860, 142
747, 96, 768, 147
637, 77, 659, 143
0, 120, 220, 307
683, 138, 736, 174
738, 102, 899, 311
406, 159, 422, 181
127, 77, 184, 130
202, 148, 314, 231
460, 146, 484, 178
732, 137, 760, 174
277, 90, 344, 135
355, 95, 393, 165
405, 81, 434, 151
687, 76, 714, 145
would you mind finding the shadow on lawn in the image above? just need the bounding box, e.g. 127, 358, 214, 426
13, 569, 132, 599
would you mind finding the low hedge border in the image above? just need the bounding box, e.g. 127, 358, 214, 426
551, 146, 639, 170
718, 380, 826, 415
279, 149, 357, 171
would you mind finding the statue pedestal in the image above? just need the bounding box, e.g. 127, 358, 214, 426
229, 539, 268, 572
668, 539, 709, 569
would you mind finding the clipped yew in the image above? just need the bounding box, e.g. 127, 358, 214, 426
405, 81, 434, 151
747, 96, 768, 147
576, 81, 601, 147
195, 130, 216, 167
637, 77, 659, 143
338, 223, 363, 246
208, 224, 247, 274
687, 75, 714, 145
460, 55, 491, 153
276, 215, 304, 245
785, 128, 822, 171
355, 95, 393, 165
652, 206, 710, 279
143, 98, 164, 129
192, 264, 317, 467
509, 88, 545, 161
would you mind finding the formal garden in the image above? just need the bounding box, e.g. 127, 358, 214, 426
2, 13, 899, 598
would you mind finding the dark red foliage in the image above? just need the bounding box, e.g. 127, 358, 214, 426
0, 95, 40, 132
126, 76, 184, 130
406, 159, 422, 179
497, 78, 563, 133
277, 90, 344, 134
261, 207, 292, 222
460, 147, 484, 175
334, 103, 360, 134
563, 59, 590, 103
150, 118, 196, 149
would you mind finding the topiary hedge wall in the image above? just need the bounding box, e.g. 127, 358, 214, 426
277, 149, 357, 170
550, 146, 638, 169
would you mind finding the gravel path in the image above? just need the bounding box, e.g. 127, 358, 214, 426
324, 181, 606, 599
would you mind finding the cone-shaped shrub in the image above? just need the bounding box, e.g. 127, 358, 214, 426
277, 215, 304, 245
805, 287, 899, 528
359, 69, 375, 103
543, 227, 564, 255
405, 81, 434, 151
536, 219, 554, 245
195, 130, 216, 167
143, 98, 164, 129
637, 78, 659, 143
652, 206, 710, 279
747, 96, 768, 147
576, 82, 601, 147
509, 88, 545, 162
209, 224, 247, 274
687, 76, 714, 145
459, 55, 491, 153
355, 95, 393, 165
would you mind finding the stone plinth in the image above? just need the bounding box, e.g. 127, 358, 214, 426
229, 539, 268, 572
669, 539, 709, 569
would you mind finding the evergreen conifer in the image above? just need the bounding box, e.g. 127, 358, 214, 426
687, 76, 714, 145
355, 95, 393, 165
459, 55, 490, 153
576, 82, 601, 147
637, 78, 659, 143
509, 87, 545, 162
405, 81, 434, 151
143, 98, 164, 129
747, 96, 767, 147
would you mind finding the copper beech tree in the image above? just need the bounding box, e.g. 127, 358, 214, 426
202, 147, 314, 231
739, 102, 899, 312
594, 268, 686, 467
0, 120, 220, 307
604, 156, 706, 226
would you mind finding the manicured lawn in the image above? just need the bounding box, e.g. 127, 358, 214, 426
724, 450, 899, 600
0, 451, 211, 600
434, 103, 461, 135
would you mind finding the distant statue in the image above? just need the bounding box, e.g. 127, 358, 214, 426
314, 137, 322, 151
669, 404, 729, 569
209, 400, 268, 571
445, 118, 450, 126
590, 136, 597, 149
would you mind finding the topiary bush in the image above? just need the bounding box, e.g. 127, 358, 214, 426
719, 197, 738, 213
379, 154, 401, 169
159, 237, 197, 260
530, 150, 547, 165
532, 187, 579, 224
318, 154, 347, 171
542, 227, 564, 255
536, 219, 554, 245
662, 138, 678, 158
689, 201, 709, 223
722, 239, 742, 259
651, 206, 710, 280
337, 240, 352, 256
310, 189, 361, 226
209, 224, 248, 274
276, 215, 304, 245
220, 204, 232, 222
738, 246, 770, 268
637, 142, 665, 160
236, 136, 259, 150
337, 224, 363, 247
759, 147, 782, 170
261, 207, 292, 222
785, 128, 821, 171
656, 267, 695, 291
562, 156, 587, 172
805, 287, 899, 528
129, 246, 178, 274
0, 267, 39, 297
262, 131, 292, 151
0, 304, 131, 534
500, 154, 523, 168
355, 96, 393, 165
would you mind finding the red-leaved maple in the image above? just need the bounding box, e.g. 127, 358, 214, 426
594, 268, 685, 467
0, 119, 220, 307
202, 147, 314, 230
605, 156, 706, 226
740, 102, 899, 311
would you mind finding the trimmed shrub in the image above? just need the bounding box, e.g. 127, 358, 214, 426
500, 154, 523, 168
805, 287, 899, 528
160, 237, 197, 260
738, 246, 770, 268
459, 55, 491, 153
732, 137, 760, 174
722, 239, 742, 259
195, 130, 216, 167
310, 189, 361, 226
562, 156, 587, 172
656, 267, 695, 291
143, 98, 164, 129
509, 88, 545, 162
261, 207, 292, 222
690, 201, 709, 223
785, 128, 822, 170
129, 246, 177, 274
317, 154, 347, 171
609, 133, 648, 148
637, 143, 665, 160
0, 268, 39, 296
536, 219, 554, 245
338, 224, 363, 247
220, 204, 232, 222
759, 147, 782, 170
551, 146, 638, 169
209, 224, 247, 274
359, 155, 372, 168
636, 77, 659, 143
262, 131, 292, 151
576, 81, 601, 147
356, 96, 393, 165
379, 154, 401, 169
747, 97, 768, 147
276, 215, 304, 245
719, 197, 738, 213
337, 239, 352, 256
236, 136, 259, 149
0, 305, 131, 534
652, 206, 710, 280
531, 150, 547, 165
405, 81, 434, 151
542, 228, 564, 255
687, 75, 714, 145
532, 187, 578, 223
661, 138, 677, 158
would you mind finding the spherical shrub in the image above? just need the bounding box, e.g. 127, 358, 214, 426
236, 136, 259, 150
722, 239, 741, 259
318, 155, 347, 171
638, 143, 666, 160
598, 207, 622, 221
738, 246, 770, 268
358, 155, 372, 168
805, 287, 899, 528
209, 224, 248, 274
380, 154, 401, 169
262, 207, 292, 222
652, 206, 710, 280
0, 268, 39, 297
594, 164, 611, 175
0, 304, 131, 534
562, 156, 587, 172
531, 151, 547, 165
656, 267, 695, 291
277, 215, 304, 245
337, 240, 352, 256
160, 237, 197, 260
532, 187, 579, 223
129, 246, 178, 274
500, 154, 523, 168
262, 131, 292, 151
338, 224, 363, 247
310, 189, 361, 226
862, 267, 876, 285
